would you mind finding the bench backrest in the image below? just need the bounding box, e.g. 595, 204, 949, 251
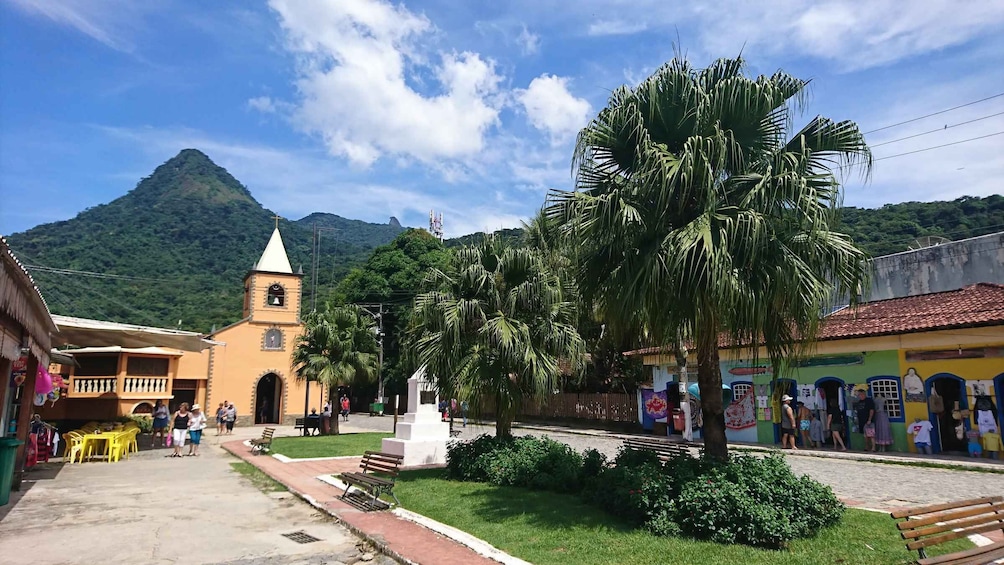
359, 451, 404, 478
891, 496, 1004, 553
623, 438, 689, 456
260, 427, 275, 439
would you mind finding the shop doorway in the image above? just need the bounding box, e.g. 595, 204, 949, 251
815, 377, 845, 447
255, 373, 282, 424
994, 373, 1004, 432
172, 391, 195, 412
926, 374, 967, 453
771, 379, 797, 443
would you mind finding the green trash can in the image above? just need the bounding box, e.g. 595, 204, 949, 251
369, 402, 384, 416
0, 437, 24, 506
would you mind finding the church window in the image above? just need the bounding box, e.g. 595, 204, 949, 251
263, 329, 283, 351
266, 284, 285, 307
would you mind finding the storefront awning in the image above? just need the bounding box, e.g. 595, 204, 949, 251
50, 315, 219, 352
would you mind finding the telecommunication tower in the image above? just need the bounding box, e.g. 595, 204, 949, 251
429, 210, 444, 242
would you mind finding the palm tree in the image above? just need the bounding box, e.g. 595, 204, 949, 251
548, 56, 870, 460
409, 237, 586, 438
292, 305, 379, 435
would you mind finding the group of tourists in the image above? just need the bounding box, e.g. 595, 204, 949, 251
150, 400, 210, 458
779, 388, 890, 452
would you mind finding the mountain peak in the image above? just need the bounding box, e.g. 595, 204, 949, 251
132, 149, 258, 205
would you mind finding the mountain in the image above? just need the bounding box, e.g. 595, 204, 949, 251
443, 196, 1004, 258
5, 149, 404, 332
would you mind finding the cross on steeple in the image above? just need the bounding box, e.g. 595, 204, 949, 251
272, 214, 282, 230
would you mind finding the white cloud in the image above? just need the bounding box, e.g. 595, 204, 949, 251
517, 74, 592, 144
587, 20, 647, 36
247, 96, 276, 113
267, 0, 504, 167
516, 24, 540, 55
5, 0, 144, 53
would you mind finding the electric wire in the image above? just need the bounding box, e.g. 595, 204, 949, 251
871, 131, 1004, 162
862, 92, 1004, 134
870, 111, 1004, 147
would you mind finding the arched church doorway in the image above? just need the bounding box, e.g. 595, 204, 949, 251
255, 373, 282, 424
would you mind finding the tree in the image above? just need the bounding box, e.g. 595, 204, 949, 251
548, 56, 870, 459
409, 237, 586, 438
292, 305, 379, 434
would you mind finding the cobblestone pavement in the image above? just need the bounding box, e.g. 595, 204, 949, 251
347, 414, 1004, 511
0, 430, 372, 565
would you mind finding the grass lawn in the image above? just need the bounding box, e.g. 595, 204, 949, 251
230, 462, 287, 492
269, 433, 392, 459
394, 469, 973, 565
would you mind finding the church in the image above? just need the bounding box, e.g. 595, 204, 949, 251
40, 228, 326, 427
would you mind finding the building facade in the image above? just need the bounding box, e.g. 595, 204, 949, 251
635, 284, 1004, 454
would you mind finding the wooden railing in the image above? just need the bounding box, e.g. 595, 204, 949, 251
476, 393, 639, 423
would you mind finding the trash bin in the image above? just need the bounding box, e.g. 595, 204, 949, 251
0, 437, 24, 506
369, 402, 384, 416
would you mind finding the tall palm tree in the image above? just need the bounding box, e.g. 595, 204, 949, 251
409, 237, 586, 438
548, 56, 870, 460
292, 305, 379, 435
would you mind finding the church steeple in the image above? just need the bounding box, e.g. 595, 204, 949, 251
254, 227, 293, 274
242, 226, 303, 323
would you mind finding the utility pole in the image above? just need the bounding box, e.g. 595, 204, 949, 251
311, 225, 339, 313
357, 303, 385, 403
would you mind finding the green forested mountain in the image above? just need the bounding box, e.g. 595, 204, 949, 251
443, 195, 1004, 258
6, 149, 404, 332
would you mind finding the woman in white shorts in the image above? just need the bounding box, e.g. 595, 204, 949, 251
170, 402, 191, 458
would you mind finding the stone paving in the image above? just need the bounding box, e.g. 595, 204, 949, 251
0, 426, 386, 565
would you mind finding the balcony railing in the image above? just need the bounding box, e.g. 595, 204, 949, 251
67, 376, 173, 399
72, 377, 117, 396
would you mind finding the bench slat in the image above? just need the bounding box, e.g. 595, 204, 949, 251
890, 497, 1003, 519
903, 512, 1004, 540
899, 502, 1004, 532
363, 450, 403, 460
917, 539, 1004, 565
906, 520, 1004, 551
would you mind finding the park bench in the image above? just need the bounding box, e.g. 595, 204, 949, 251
890, 496, 1004, 564
622, 437, 692, 462
249, 427, 275, 455
339, 451, 404, 508
293, 417, 320, 436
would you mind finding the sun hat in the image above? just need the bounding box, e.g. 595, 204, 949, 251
192, 403, 201, 410
781, 394, 793, 402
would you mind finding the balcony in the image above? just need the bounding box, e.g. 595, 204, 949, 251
67, 376, 172, 399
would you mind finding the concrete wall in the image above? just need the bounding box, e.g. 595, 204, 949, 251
869, 232, 1004, 300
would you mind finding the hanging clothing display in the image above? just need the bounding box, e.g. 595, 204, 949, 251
873, 395, 894, 446
977, 410, 998, 435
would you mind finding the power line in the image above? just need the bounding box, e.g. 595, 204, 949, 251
871, 131, 1004, 162
870, 111, 1004, 147
24, 264, 179, 283
863, 92, 1004, 134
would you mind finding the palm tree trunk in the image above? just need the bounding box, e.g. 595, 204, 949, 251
697, 326, 728, 461
332, 411, 340, 435
495, 393, 513, 438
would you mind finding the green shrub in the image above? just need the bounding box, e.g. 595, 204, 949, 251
581, 448, 607, 480
446, 434, 584, 493
445, 434, 500, 481
120, 415, 153, 433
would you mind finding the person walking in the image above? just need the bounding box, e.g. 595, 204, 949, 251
797, 402, 812, 448
781, 395, 797, 450
855, 388, 876, 452
170, 402, 191, 458
215, 402, 226, 436
152, 400, 170, 448
340, 395, 350, 422
187, 404, 207, 456
827, 401, 847, 451
224, 402, 237, 435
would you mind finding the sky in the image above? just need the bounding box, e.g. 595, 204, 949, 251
1, 0, 1003, 238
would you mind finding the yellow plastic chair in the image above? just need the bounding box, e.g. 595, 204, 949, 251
123, 428, 140, 458
62, 432, 85, 464
106, 432, 128, 463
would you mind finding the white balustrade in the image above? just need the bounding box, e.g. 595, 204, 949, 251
72, 377, 117, 395
123, 377, 169, 394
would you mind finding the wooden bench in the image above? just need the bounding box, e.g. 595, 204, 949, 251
293, 417, 320, 435
622, 437, 692, 462
339, 451, 404, 508
249, 427, 275, 455
890, 496, 1004, 564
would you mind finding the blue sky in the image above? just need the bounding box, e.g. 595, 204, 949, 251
2, 0, 1002, 238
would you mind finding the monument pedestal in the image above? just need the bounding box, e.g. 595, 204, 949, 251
381, 368, 450, 467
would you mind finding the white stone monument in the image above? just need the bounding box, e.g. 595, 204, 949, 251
381, 366, 450, 467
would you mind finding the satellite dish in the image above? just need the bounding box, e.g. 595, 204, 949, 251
908, 235, 951, 250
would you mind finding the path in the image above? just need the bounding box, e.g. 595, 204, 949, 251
0, 427, 388, 565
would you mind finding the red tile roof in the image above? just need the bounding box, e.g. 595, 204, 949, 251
624, 283, 1004, 356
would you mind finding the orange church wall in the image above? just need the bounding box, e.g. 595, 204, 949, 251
247, 272, 303, 326
206, 320, 327, 426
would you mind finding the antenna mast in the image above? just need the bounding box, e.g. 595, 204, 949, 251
429, 209, 444, 242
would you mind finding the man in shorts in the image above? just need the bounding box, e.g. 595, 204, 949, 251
781, 394, 797, 450
225, 402, 237, 434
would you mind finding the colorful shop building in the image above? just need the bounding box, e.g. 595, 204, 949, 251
631, 283, 1004, 454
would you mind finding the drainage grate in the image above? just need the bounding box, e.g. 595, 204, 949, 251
282, 531, 321, 544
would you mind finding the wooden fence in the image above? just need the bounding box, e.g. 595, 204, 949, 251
518, 393, 638, 422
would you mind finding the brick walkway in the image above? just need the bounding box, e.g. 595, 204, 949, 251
223, 440, 497, 565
